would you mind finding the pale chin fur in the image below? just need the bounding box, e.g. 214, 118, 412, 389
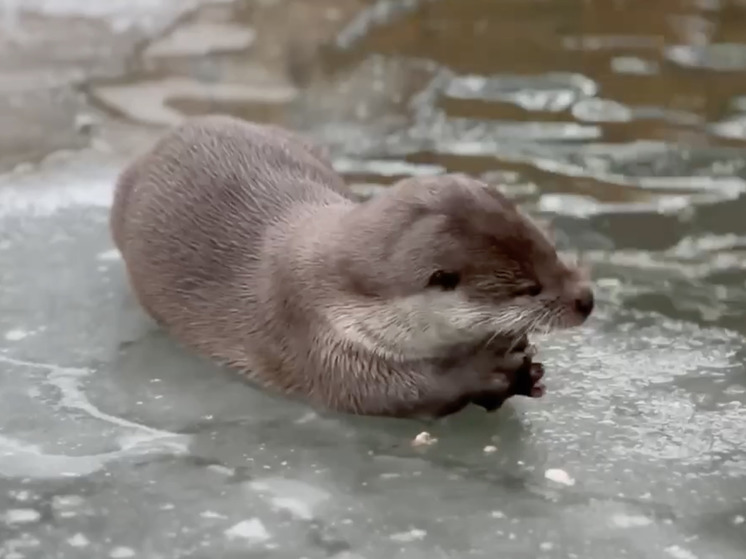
329, 290, 520, 361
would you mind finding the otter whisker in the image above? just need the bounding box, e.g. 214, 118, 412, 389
506, 332, 529, 354
525, 305, 555, 336
480, 329, 502, 352
490, 306, 531, 336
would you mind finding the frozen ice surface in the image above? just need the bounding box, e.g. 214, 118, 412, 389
0, 149, 744, 559
17, 0, 234, 33
1, 4, 746, 552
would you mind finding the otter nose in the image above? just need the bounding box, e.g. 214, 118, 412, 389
574, 287, 594, 318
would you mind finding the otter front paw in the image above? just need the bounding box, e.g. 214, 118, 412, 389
470, 353, 546, 412
510, 361, 545, 398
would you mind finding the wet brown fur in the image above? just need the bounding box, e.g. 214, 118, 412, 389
111, 115, 592, 418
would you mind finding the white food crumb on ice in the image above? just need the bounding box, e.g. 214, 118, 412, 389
4, 329, 28, 341
5, 509, 41, 524
733, 515, 745, 525
109, 547, 135, 558
53, 495, 85, 509
610, 514, 653, 528
206, 464, 234, 476
483, 445, 498, 454
412, 431, 437, 447
665, 545, 698, 559
97, 249, 121, 261
224, 518, 271, 542
67, 534, 90, 547
390, 528, 427, 542
544, 468, 575, 486
10, 490, 30, 501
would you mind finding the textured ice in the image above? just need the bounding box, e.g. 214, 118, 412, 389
143, 21, 256, 59
444, 72, 598, 112
67, 533, 90, 547
4, 509, 41, 524
0, 141, 744, 559
108, 547, 136, 559
17, 0, 233, 33
2, 0, 746, 557
610, 514, 654, 529
389, 528, 427, 542
224, 518, 271, 543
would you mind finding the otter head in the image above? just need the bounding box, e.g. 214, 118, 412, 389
334, 174, 593, 359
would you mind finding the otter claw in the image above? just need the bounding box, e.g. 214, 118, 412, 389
528, 363, 546, 398
529, 362, 545, 382
530, 382, 546, 398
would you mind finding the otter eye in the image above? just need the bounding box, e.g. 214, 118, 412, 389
428, 270, 460, 290
527, 285, 542, 296
519, 284, 542, 297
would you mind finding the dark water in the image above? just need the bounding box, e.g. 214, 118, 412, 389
1, 1, 745, 558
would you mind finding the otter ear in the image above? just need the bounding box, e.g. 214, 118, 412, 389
427, 270, 461, 290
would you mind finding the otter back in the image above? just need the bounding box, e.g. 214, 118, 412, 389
111, 116, 352, 361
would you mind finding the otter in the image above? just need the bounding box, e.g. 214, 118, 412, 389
110, 115, 593, 418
